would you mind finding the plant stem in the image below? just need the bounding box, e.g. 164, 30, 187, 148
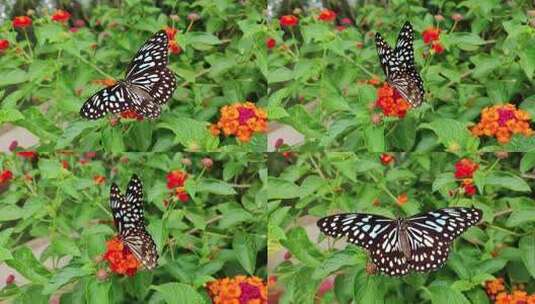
23, 29, 34, 59
73, 52, 116, 80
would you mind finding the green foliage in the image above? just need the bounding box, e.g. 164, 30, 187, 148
0, 152, 266, 302
268, 151, 535, 304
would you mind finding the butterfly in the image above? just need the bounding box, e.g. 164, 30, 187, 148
375, 21, 424, 107
109, 174, 158, 270
317, 207, 482, 276
80, 30, 176, 120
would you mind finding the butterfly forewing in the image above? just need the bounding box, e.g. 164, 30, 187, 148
109, 175, 158, 270
125, 31, 169, 80
375, 21, 424, 107
317, 207, 482, 276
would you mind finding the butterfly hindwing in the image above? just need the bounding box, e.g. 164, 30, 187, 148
317, 213, 395, 250
121, 227, 158, 270
80, 84, 130, 120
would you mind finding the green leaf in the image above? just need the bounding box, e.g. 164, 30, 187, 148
0, 205, 25, 222
38, 159, 62, 179
389, 117, 416, 150
365, 125, 385, 152
196, 179, 237, 195
151, 283, 205, 304
0, 246, 13, 262
5, 246, 50, 284
506, 207, 535, 227
43, 266, 92, 295
312, 249, 362, 280
85, 280, 111, 304
267, 177, 300, 199
483, 172, 530, 192
267, 67, 294, 83
0, 69, 28, 86
519, 152, 535, 173
232, 231, 257, 275
353, 272, 385, 304
519, 235, 535, 279
432, 173, 457, 192
419, 119, 478, 152
428, 283, 470, 304
55, 121, 94, 149
267, 105, 289, 120
281, 227, 322, 267
157, 115, 216, 151
0, 108, 24, 123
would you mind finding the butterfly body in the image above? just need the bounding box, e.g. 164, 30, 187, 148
110, 174, 158, 270
375, 21, 424, 107
80, 31, 176, 120
317, 207, 482, 276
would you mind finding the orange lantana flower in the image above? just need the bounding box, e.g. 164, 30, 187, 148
210, 102, 267, 143
471, 104, 533, 144
207, 276, 267, 304
375, 83, 411, 118
396, 193, 408, 206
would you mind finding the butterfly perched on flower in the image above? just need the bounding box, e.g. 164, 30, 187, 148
109, 174, 158, 270
317, 207, 482, 276
375, 21, 424, 107
80, 31, 176, 120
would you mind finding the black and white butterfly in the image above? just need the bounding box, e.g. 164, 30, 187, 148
317, 207, 482, 276
375, 21, 424, 107
80, 31, 176, 120
110, 174, 158, 270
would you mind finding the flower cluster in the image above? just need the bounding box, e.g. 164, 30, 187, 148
17, 151, 38, 160
164, 27, 181, 55
266, 38, 276, 49
0, 170, 13, 184
102, 237, 140, 276
485, 278, 535, 304
471, 104, 533, 144
51, 10, 71, 23
454, 158, 479, 197
166, 170, 189, 202
120, 110, 143, 121
380, 153, 394, 165
12, 16, 32, 29
0, 39, 8, 53
422, 27, 444, 54
207, 276, 267, 304
210, 102, 268, 143
396, 193, 408, 206
93, 175, 106, 185
318, 9, 336, 22
375, 83, 411, 118
280, 15, 298, 27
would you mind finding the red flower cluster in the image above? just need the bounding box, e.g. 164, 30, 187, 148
51, 10, 71, 23
280, 15, 298, 27
17, 151, 37, 160
375, 83, 411, 118
166, 170, 189, 202
0, 170, 13, 184
102, 237, 140, 276
12, 16, 32, 28
318, 9, 336, 22
120, 110, 143, 121
93, 175, 106, 185
380, 153, 394, 165
422, 27, 444, 54
165, 27, 181, 55
266, 38, 276, 49
0, 39, 9, 53
454, 158, 479, 197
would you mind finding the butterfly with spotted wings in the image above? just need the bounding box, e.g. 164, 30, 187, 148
375, 21, 424, 107
80, 30, 176, 120
109, 174, 158, 270
317, 207, 482, 276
